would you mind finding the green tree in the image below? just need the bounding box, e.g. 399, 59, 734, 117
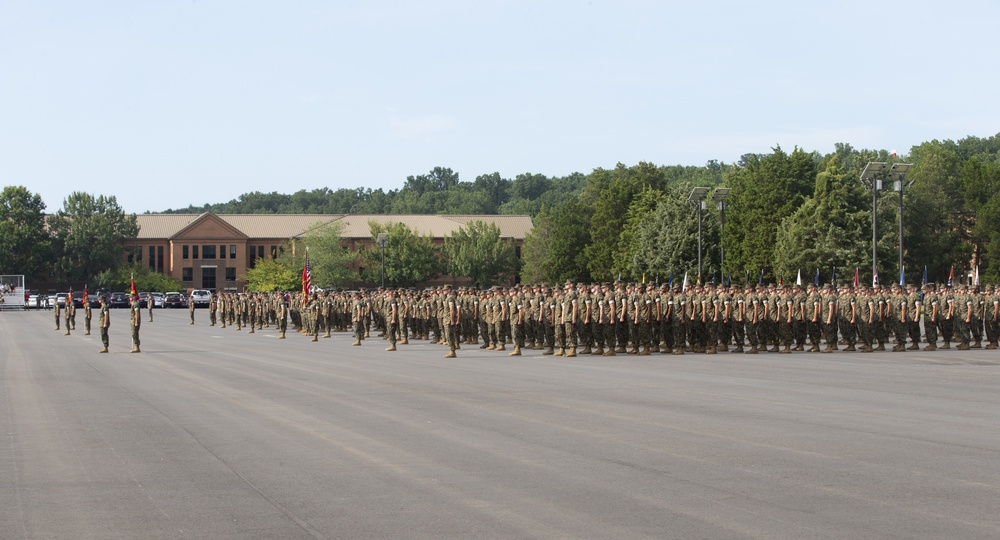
624, 186, 720, 283
94, 261, 185, 293
47, 192, 139, 283
519, 206, 554, 284
582, 162, 667, 280
723, 146, 817, 277
358, 222, 440, 287
904, 140, 969, 283
241, 256, 301, 292
0, 185, 50, 278
292, 221, 356, 289
773, 158, 870, 279
443, 220, 517, 287
546, 200, 592, 283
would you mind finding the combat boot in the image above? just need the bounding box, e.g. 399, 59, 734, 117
603, 348, 616, 356
941, 341, 951, 349
639, 346, 651, 356
650, 344, 660, 353
401, 336, 408, 345
581, 345, 592, 355
957, 342, 971, 350
131, 347, 140, 353
745, 346, 757, 354
554, 348, 565, 356
509, 347, 521, 356
662, 346, 673, 354
495, 343, 506, 351
99, 347, 108, 353
923, 343, 936, 351
768, 345, 779, 353
875, 342, 886, 351
543, 347, 554, 355
986, 341, 998, 350
592, 346, 604, 356
892, 344, 905, 352
628, 347, 639, 355
733, 345, 744, 353
907, 343, 919, 351
843, 344, 856, 352
565, 347, 577, 357
716, 344, 727, 353
279, 331, 286, 339
971, 341, 982, 349
444, 350, 457, 358
863, 344, 874, 352
311, 335, 318, 342
672, 347, 685, 355
704, 346, 716, 354
352, 338, 361, 346
780, 344, 791, 354
248, 327, 254, 334
386, 344, 396, 351
793, 344, 804, 351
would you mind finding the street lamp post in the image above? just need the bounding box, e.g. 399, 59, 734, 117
860, 162, 886, 283
377, 233, 389, 288
888, 163, 914, 284
712, 188, 731, 270
688, 187, 710, 282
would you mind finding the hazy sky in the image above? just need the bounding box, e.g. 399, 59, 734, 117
2, 0, 998, 214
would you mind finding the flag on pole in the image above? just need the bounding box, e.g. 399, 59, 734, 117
872, 265, 879, 287
642, 273, 646, 284
778, 273, 783, 287
814, 268, 820, 287
758, 269, 764, 285
302, 247, 312, 296
922, 265, 928, 286
796, 269, 802, 287
975, 264, 980, 287
853, 267, 859, 289
668, 272, 673, 288
68, 286, 73, 307
947, 265, 954, 287
899, 265, 905, 287
745, 270, 750, 287
727, 272, 732, 288
83, 285, 88, 307
832, 266, 837, 287
681, 271, 688, 293
130, 273, 138, 297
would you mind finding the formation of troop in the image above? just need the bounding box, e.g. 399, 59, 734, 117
51, 280, 1000, 357
199, 280, 1000, 357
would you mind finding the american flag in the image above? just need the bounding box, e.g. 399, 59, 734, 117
302, 248, 311, 295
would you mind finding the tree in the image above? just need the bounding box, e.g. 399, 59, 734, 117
519, 206, 554, 284
723, 146, 817, 277
241, 256, 301, 292
94, 261, 184, 293
357, 222, 440, 287
582, 162, 666, 280
443, 220, 518, 287
773, 158, 870, 280
622, 186, 719, 283
47, 192, 139, 283
0, 185, 50, 278
293, 221, 356, 289
545, 200, 592, 283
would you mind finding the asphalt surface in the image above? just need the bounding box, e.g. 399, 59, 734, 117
1, 308, 999, 539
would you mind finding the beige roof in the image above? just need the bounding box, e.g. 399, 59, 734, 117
135, 213, 532, 241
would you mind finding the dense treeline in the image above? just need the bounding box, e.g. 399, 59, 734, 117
4, 133, 999, 289
163, 135, 1000, 286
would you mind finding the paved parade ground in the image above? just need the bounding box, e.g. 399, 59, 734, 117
1, 308, 999, 539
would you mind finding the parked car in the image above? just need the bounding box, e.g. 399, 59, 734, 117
110, 292, 130, 309
27, 293, 41, 309
163, 292, 186, 308
149, 292, 165, 308
71, 291, 86, 308
190, 289, 211, 307
137, 292, 151, 309
55, 293, 68, 308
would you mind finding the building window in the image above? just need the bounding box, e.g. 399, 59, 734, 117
182, 245, 189, 260
202, 267, 216, 290
249, 245, 256, 268
202, 245, 216, 260
257, 245, 264, 259
270, 245, 277, 258
220, 245, 225, 260
226, 268, 236, 282
230, 245, 237, 259
149, 246, 155, 269
157, 246, 164, 273
182, 267, 193, 282
192, 245, 199, 259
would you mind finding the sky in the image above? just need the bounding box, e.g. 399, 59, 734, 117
2, 0, 998, 214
